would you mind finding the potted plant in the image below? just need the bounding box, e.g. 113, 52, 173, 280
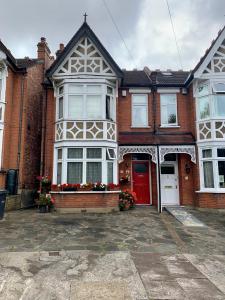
61, 184, 80, 191
79, 183, 94, 191
51, 184, 61, 192
36, 193, 55, 213
119, 175, 130, 185
119, 190, 136, 211
92, 182, 106, 191
107, 183, 120, 191
37, 175, 51, 193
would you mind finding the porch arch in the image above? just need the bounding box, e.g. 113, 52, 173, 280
159, 145, 196, 164
118, 146, 157, 164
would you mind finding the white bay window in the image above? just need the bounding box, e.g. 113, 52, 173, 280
200, 147, 225, 190
55, 147, 117, 184
56, 83, 115, 121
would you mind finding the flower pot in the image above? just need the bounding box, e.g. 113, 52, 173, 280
39, 205, 48, 213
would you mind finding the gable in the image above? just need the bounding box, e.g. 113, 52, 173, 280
55, 37, 115, 76
47, 22, 123, 79
194, 27, 225, 78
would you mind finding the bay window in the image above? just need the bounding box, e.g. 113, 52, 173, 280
132, 94, 148, 127
57, 84, 115, 121
200, 147, 225, 190
55, 147, 117, 185
160, 94, 177, 126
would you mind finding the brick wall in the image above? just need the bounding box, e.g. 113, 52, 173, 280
195, 193, 225, 208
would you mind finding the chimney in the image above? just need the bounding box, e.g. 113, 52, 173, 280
56, 43, 65, 58
37, 37, 52, 69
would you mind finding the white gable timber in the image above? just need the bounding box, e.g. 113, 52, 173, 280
55, 37, 115, 77
194, 28, 225, 78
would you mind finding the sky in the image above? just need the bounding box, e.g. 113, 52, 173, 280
0, 0, 224, 71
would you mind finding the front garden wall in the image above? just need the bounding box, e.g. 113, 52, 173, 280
51, 191, 120, 213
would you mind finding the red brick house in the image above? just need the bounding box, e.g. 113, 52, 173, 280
0, 37, 52, 208
1, 20, 225, 212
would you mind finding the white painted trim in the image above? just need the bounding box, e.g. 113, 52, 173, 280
194, 27, 225, 78
129, 88, 151, 93
157, 88, 180, 93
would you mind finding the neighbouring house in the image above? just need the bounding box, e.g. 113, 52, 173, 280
1, 19, 225, 212
0, 37, 53, 209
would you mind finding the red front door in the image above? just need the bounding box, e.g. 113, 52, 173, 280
132, 161, 150, 205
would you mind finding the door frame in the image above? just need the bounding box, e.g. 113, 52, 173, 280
160, 155, 180, 206
131, 160, 152, 205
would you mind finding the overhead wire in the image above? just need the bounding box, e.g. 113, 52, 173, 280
102, 0, 136, 68
165, 0, 183, 69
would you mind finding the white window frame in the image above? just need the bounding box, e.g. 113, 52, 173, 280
160, 93, 178, 127
199, 146, 225, 192
53, 146, 118, 185
131, 94, 148, 128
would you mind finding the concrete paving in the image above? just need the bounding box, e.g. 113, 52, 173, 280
0, 207, 225, 299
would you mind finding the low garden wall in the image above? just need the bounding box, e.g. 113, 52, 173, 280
50, 191, 120, 213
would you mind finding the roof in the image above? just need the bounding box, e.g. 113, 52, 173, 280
121, 70, 151, 87
46, 21, 123, 78
121, 69, 190, 88
119, 132, 195, 145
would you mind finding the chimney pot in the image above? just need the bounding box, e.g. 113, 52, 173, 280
59, 43, 64, 51
41, 37, 46, 42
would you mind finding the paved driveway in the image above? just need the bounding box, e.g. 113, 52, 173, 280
0, 207, 225, 299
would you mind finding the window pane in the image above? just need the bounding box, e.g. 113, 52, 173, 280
203, 161, 214, 188
86, 162, 102, 183
218, 161, 225, 188
167, 105, 177, 124
87, 148, 102, 159
199, 96, 210, 119
161, 94, 176, 105
68, 95, 83, 118
68, 84, 84, 93
107, 148, 116, 160
217, 149, 225, 157
212, 82, 225, 93
67, 162, 83, 183
202, 149, 212, 158
133, 95, 147, 104
164, 154, 176, 161
132, 106, 147, 126
107, 86, 113, 95
198, 84, 209, 97
58, 97, 63, 119
87, 85, 101, 93
57, 162, 62, 185
213, 95, 225, 117
134, 163, 148, 173
59, 86, 64, 95
86, 95, 102, 118
57, 148, 62, 160
107, 162, 113, 183
106, 95, 110, 119
68, 148, 83, 159
161, 166, 175, 174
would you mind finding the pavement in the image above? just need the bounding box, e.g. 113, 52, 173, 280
0, 207, 225, 299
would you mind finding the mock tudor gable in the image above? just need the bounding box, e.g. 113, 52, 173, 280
47, 22, 123, 80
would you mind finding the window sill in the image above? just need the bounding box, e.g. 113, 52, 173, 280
160, 125, 180, 128
131, 126, 151, 128
196, 190, 225, 193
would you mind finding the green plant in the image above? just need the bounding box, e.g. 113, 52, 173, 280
119, 190, 136, 211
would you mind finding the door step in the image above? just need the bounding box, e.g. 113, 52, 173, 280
164, 206, 206, 227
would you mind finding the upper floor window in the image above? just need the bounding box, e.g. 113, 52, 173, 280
56, 83, 115, 121
132, 94, 148, 127
160, 94, 177, 126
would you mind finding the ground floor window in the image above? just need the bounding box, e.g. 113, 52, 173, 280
54, 146, 117, 184
200, 146, 225, 190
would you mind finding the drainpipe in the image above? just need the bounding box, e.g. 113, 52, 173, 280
17, 73, 26, 189
156, 145, 162, 213
40, 86, 48, 176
